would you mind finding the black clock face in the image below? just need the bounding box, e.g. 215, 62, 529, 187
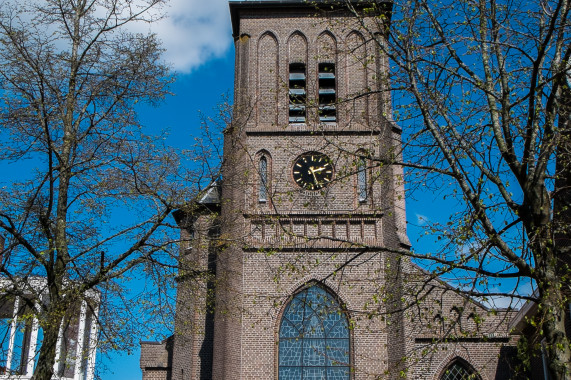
292, 153, 333, 190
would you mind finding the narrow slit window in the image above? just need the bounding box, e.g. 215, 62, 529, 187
259, 156, 268, 202
185, 226, 195, 250
357, 157, 367, 202
318, 62, 336, 122
289, 63, 306, 123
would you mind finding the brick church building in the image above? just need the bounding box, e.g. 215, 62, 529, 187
139, 1, 528, 379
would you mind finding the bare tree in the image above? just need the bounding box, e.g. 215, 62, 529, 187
0, 0, 216, 379
335, 0, 571, 378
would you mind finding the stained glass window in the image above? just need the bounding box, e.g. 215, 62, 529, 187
441, 360, 480, 380
259, 156, 268, 202
357, 157, 367, 202
278, 285, 350, 380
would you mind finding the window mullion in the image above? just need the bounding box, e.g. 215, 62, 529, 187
279, 287, 349, 380
5, 296, 20, 373
25, 308, 40, 376
53, 318, 64, 375
85, 305, 100, 380
73, 300, 88, 380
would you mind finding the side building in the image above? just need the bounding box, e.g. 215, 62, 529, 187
0, 276, 99, 380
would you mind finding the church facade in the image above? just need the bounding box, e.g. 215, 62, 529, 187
140, 1, 522, 379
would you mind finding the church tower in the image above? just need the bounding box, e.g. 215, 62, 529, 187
209, 1, 410, 379
139, 1, 522, 380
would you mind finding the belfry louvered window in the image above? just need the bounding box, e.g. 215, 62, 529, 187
278, 285, 350, 379
289, 63, 307, 123
318, 63, 336, 122
440, 360, 480, 380
259, 156, 268, 202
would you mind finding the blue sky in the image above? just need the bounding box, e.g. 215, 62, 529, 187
98, 1, 234, 377
100, 57, 235, 379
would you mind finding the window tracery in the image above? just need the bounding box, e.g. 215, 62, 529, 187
278, 285, 350, 379
440, 359, 480, 380
357, 157, 367, 202
259, 155, 268, 202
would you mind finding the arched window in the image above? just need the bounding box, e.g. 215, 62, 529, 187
440, 359, 480, 380
259, 156, 268, 202
278, 285, 350, 379
357, 157, 367, 202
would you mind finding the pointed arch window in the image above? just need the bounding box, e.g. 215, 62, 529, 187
440, 359, 480, 380
259, 156, 268, 202
278, 285, 350, 379
357, 157, 367, 202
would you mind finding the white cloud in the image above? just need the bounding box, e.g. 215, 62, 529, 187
3, 0, 233, 74
479, 282, 535, 310
482, 295, 520, 310
131, 0, 232, 73
416, 213, 429, 225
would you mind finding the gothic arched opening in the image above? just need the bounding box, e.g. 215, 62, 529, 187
440, 358, 481, 380
278, 285, 350, 379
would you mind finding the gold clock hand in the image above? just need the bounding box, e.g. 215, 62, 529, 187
309, 166, 319, 184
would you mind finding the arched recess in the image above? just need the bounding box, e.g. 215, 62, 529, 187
287, 32, 308, 124
257, 32, 279, 126
345, 31, 368, 125
316, 32, 338, 123
439, 357, 481, 380
277, 283, 351, 379
235, 33, 251, 110
287, 31, 308, 64
317, 31, 337, 62
373, 31, 391, 119
255, 150, 272, 204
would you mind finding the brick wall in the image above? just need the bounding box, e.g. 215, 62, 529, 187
140, 338, 173, 380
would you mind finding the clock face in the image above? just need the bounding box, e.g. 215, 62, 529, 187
292, 153, 333, 190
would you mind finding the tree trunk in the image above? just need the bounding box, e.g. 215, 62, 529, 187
538, 282, 571, 380
31, 314, 62, 380
546, 62, 571, 380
